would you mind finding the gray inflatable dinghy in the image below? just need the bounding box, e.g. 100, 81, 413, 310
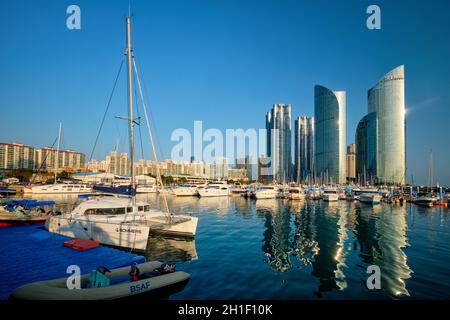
10, 261, 190, 300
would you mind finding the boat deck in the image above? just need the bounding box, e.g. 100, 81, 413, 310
0, 225, 145, 300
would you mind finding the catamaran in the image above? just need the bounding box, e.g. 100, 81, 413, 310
45, 16, 198, 251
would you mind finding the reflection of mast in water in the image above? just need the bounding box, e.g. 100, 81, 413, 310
353, 205, 379, 264
292, 201, 319, 266
310, 202, 341, 297
260, 200, 292, 272
334, 204, 349, 290
374, 206, 412, 297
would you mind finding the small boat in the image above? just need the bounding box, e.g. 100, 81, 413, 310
23, 182, 92, 194
136, 185, 157, 193
358, 188, 382, 204
307, 187, 321, 200
288, 187, 305, 200
0, 199, 56, 227
10, 261, 190, 300
198, 181, 230, 197
172, 184, 199, 197
322, 187, 339, 202
414, 193, 438, 207
253, 185, 281, 199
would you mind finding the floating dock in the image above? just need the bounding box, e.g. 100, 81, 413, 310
0, 225, 145, 300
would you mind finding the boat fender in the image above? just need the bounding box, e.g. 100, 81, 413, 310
129, 263, 141, 282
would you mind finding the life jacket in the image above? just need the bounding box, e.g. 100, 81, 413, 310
129, 265, 140, 281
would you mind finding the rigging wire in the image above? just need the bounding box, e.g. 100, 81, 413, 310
29, 135, 59, 185
135, 57, 166, 161
77, 59, 125, 191
132, 58, 171, 217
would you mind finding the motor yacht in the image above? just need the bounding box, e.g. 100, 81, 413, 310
253, 185, 281, 199
135, 185, 157, 193
172, 184, 199, 197
23, 182, 92, 194
359, 188, 382, 204
197, 181, 230, 197
288, 187, 305, 200
322, 187, 339, 201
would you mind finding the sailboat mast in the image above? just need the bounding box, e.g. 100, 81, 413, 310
126, 16, 136, 194
55, 122, 62, 185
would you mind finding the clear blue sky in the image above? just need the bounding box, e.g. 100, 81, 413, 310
0, 0, 449, 185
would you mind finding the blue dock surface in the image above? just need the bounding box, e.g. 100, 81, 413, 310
0, 225, 145, 299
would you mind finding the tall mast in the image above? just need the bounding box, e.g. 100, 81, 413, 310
428, 149, 433, 192
55, 122, 62, 185
126, 16, 136, 196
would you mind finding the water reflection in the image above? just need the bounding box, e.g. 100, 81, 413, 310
12, 193, 443, 299
145, 236, 198, 263
259, 200, 292, 272
373, 205, 412, 297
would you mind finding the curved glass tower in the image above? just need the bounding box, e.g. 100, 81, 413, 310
368, 65, 406, 184
314, 86, 346, 184
355, 112, 377, 183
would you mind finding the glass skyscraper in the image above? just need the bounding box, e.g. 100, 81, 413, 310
294, 116, 314, 183
314, 86, 347, 184
266, 103, 292, 183
367, 65, 406, 184
355, 112, 377, 183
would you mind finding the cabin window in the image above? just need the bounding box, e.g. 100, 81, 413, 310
126, 207, 133, 213
138, 206, 144, 211
144, 205, 150, 212
84, 207, 126, 215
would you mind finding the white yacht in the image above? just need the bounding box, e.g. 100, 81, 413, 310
135, 185, 157, 193
198, 181, 230, 197
288, 187, 305, 200
46, 196, 198, 250
359, 188, 382, 204
414, 193, 438, 207
172, 184, 199, 197
46, 16, 198, 251
322, 187, 339, 202
23, 182, 92, 194
253, 186, 281, 199
307, 186, 321, 200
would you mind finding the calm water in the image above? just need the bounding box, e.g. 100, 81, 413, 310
27, 193, 450, 299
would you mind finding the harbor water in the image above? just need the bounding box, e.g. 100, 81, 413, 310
19, 194, 450, 299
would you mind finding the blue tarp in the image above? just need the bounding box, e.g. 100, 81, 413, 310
0, 225, 145, 299
1, 199, 56, 210
93, 185, 136, 196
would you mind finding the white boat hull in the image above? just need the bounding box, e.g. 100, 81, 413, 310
172, 188, 198, 197
359, 194, 382, 204
46, 216, 150, 250
24, 184, 92, 194
322, 194, 339, 202
198, 189, 229, 197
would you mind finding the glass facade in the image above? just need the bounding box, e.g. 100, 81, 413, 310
314, 86, 347, 184
368, 65, 406, 184
294, 116, 314, 183
266, 104, 292, 183
355, 112, 377, 183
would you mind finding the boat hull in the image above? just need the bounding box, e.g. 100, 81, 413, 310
10, 261, 190, 300
46, 216, 150, 250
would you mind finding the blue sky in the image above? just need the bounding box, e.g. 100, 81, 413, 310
0, 0, 449, 185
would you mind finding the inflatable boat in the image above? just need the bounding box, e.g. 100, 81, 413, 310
10, 261, 190, 300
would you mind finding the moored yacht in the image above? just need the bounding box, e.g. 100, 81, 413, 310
23, 182, 92, 194
322, 187, 339, 202
197, 181, 230, 197
288, 187, 305, 200
253, 185, 281, 199
359, 188, 382, 204
172, 184, 199, 197
46, 16, 198, 251
45, 196, 198, 250
414, 193, 438, 207
135, 185, 157, 193
307, 186, 321, 200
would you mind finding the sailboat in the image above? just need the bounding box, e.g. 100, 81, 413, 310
45, 16, 198, 251
23, 123, 92, 194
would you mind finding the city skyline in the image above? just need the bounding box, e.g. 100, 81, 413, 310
0, 1, 449, 185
